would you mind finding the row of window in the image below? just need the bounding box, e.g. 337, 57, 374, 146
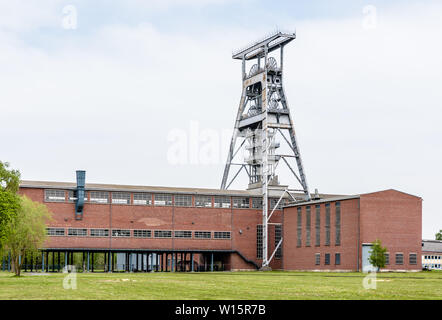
423, 264, 441, 269
44, 189, 285, 209
256, 225, 282, 259
315, 253, 341, 265
297, 202, 341, 247
423, 255, 442, 260
385, 253, 417, 265
313, 253, 418, 266
46, 228, 231, 239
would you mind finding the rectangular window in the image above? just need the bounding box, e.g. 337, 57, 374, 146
174, 194, 192, 207
385, 253, 390, 265
154, 230, 172, 238
269, 198, 284, 210
395, 253, 404, 265
214, 231, 231, 239
112, 229, 130, 237
133, 193, 152, 205
325, 253, 330, 265
335, 202, 341, 245
233, 197, 250, 209
174, 230, 192, 238
306, 206, 311, 246
194, 231, 211, 239
335, 253, 341, 265
90, 229, 109, 237
112, 192, 131, 205
297, 207, 302, 247
44, 189, 65, 202
315, 205, 321, 246
68, 190, 88, 202
67, 228, 87, 237
133, 230, 151, 238
315, 253, 320, 265
252, 198, 263, 209
195, 195, 212, 207
257, 225, 263, 259
154, 194, 173, 206
325, 203, 330, 246
214, 196, 231, 208
90, 191, 109, 204
409, 253, 417, 265
275, 225, 282, 259
47, 228, 65, 236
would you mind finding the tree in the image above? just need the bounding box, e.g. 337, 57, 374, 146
3, 196, 52, 276
0, 161, 21, 194
436, 230, 442, 241
368, 239, 387, 271
0, 161, 21, 254
0, 191, 20, 253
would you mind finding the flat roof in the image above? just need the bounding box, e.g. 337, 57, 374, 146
422, 239, 442, 253
19, 180, 345, 200
283, 195, 360, 208
283, 188, 422, 208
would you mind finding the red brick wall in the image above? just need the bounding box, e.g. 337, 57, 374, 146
359, 190, 422, 271
19, 187, 285, 270
282, 198, 360, 271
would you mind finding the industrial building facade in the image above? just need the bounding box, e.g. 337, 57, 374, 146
6, 180, 422, 273
2, 32, 423, 273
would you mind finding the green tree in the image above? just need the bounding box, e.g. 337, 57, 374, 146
0, 161, 21, 254
0, 191, 20, 253
3, 196, 52, 276
368, 239, 387, 271
436, 230, 442, 241
0, 161, 21, 193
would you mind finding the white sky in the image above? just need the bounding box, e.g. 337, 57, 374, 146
0, 1, 441, 239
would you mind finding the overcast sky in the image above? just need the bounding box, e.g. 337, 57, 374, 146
0, 0, 441, 239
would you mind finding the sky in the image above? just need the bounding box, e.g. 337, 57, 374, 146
0, 0, 441, 239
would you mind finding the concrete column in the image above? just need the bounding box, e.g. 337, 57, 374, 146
211, 253, 214, 272
108, 251, 112, 273
87, 251, 90, 272
42, 252, 45, 272
191, 253, 194, 272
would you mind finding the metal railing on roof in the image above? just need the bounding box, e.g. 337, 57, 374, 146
232, 29, 296, 57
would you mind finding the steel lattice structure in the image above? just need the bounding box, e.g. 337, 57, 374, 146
221, 31, 311, 269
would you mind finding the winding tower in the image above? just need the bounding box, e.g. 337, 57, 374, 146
221, 31, 311, 269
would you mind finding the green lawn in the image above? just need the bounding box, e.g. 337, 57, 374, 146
0, 271, 441, 300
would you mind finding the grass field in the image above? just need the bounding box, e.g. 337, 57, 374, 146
0, 271, 441, 300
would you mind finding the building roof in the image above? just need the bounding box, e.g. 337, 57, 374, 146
19, 180, 345, 200
283, 195, 360, 208
422, 239, 442, 253
283, 188, 421, 208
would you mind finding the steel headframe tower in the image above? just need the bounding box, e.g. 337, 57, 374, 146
221, 31, 311, 269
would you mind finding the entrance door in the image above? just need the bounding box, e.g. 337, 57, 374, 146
362, 244, 376, 272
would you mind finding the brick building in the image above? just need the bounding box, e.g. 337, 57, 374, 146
3, 178, 421, 273
421, 240, 442, 270
283, 190, 422, 271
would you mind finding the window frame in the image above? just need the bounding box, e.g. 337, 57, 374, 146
44, 189, 66, 202
89, 191, 109, 204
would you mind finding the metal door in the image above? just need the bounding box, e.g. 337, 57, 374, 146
362, 244, 376, 272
